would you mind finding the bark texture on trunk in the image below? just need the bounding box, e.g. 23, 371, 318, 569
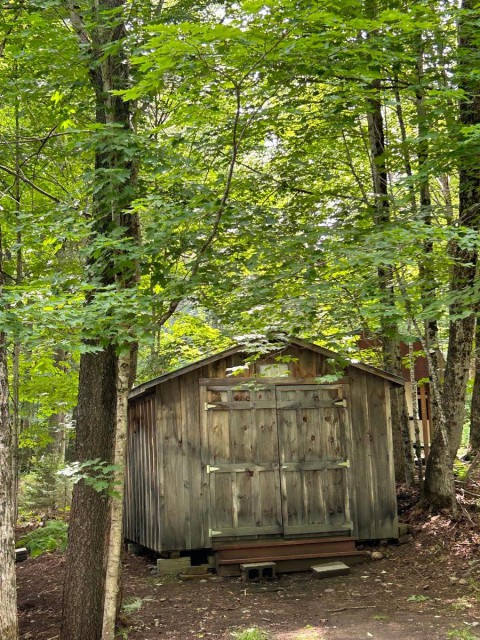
61, 347, 117, 640
469, 320, 480, 453
423, 431, 456, 511
102, 351, 131, 640
409, 343, 423, 485
423, 0, 480, 511
0, 234, 19, 640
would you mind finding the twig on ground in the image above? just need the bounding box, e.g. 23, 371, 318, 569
326, 605, 376, 613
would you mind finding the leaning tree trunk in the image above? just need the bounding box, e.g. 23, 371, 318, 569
423, 0, 480, 511
363, 14, 415, 483
0, 229, 19, 640
61, 2, 138, 639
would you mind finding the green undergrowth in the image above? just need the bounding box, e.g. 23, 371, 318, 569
18, 520, 68, 558
121, 596, 154, 615
447, 630, 480, 640
232, 629, 269, 640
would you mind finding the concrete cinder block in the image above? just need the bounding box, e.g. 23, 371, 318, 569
311, 562, 350, 579
398, 523, 411, 537
240, 562, 277, 581
156, 557, 191, 575
15, 547, 28, 563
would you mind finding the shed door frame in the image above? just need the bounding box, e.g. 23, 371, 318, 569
200, 379, 353, 540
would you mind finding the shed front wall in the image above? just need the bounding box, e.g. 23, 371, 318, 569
125, 347, 399, 552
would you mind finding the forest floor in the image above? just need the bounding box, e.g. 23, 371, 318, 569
17, 487, 480, 640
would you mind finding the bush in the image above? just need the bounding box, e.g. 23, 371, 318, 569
18, 520, 68, 558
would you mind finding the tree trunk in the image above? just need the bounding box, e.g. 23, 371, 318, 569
0, 228, 19, 640
444, 316, 476, 459
423, 0, 480, 511
415, 43, 441, 441
61, 347, 117, 640
365, 38, 414, 483
422, 427, 455, 511
444, 0, 480, 459
12, 79, 22, 520
61, 1, 138, 638
47, 349, 68, 465
469, 320, 480, 453
409, 342, 423, 485
102, 351, 131, 640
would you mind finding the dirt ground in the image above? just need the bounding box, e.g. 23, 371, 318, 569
17, 496, 480, 640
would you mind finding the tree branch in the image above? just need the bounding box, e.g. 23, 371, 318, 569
0, 164, 61, 203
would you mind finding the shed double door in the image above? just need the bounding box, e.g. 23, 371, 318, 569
201, 382, 352, 539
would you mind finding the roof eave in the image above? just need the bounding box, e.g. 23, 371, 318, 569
129, 338, 405, 400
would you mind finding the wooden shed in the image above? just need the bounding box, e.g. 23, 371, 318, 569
125, 338, 403, 568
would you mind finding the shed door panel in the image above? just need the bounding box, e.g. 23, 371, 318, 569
204, 385, 283, 537
276, 385, 352, 535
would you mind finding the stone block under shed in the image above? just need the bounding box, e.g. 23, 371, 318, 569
185, 564, 211, 575
311, 562, 350, 579
157, 557, 191, 575
240, 562, 277, 581
398, 523, 411, 537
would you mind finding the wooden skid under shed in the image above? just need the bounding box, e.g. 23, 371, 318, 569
214, 536, 367, 576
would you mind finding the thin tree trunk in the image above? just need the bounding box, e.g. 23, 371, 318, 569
414, 44, 441, 443
409, 341, 423, 486
365, 38, 414, 484
0, 226, 19, 640
102, 351, 131, 640
469, 320, 480, 453
12, 79, 21, 519
47, 349, 68, 465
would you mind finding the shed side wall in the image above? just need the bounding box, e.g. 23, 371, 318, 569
125, 393, 160, 550
348, 367, 398, 539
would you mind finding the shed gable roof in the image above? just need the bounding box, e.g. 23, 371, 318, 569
130, 338, 405, 399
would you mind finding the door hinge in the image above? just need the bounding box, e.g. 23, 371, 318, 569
204, 402, 217, 410
337, 460, 350, 468
334, 399, 347, 407
206, 465, 219, 474
209, 529, 223, 537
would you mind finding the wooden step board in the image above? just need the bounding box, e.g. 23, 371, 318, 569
214, 537, 367, 576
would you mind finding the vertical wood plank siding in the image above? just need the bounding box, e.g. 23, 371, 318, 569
347, 367, 397, 540
124, 346, 399, 553
124, 393, 159, 549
